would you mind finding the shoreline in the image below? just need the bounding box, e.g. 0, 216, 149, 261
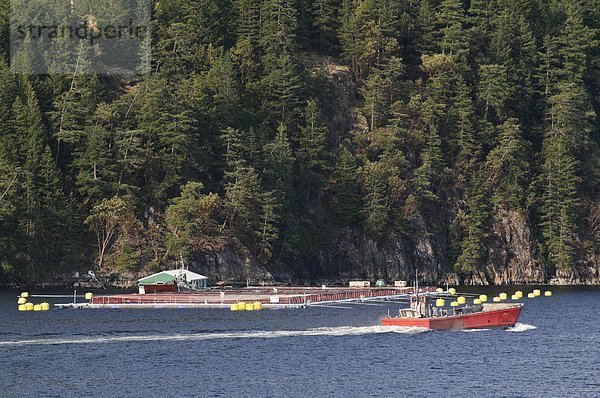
2, 280, 600, 290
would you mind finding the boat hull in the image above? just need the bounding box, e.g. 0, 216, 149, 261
382, 304, 522, 330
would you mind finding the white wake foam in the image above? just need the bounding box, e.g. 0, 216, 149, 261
505, 323, 537, 333
0, 326, 430, 347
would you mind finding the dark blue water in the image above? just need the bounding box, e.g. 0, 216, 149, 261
1, 286, 599, 397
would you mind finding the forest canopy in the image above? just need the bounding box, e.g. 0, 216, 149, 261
0, 0, 598, 283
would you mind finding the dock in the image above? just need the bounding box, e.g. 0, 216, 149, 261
55, 286, 436, 309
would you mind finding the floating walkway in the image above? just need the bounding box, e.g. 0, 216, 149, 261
55, 286, 436, 309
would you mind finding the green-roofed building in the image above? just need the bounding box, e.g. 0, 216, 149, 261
138, 269, 208, 293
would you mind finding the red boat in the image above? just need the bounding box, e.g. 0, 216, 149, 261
382, 302, 523, 330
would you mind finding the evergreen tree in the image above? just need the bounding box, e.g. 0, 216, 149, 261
165, 182, 222, 262
540, 82, 593, 270
297, 99, 330, 201
311, 0, 342, 51
331, 147, 361, 226
223, 163, 263, 239
361, 56, 405, 130
264, 123, 294, 203
232, 0, 262, 83
411, 94, 444, 201
73, 104, 119, 208
454, 170, 490, 273
12, 81, 73, 274
180, 0, 233, 47
257, 190, 280, 259
557, 2, 596, 84
361, 160, 388, 236
415, 0, 437, 55
484, 118, 529, 209
136, 76, 196, 205
259, 0, 303, 123
478, 64, 511, 121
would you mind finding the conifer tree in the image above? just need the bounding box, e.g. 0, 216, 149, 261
454, 170, 490, 273
13, 81, 72, 273
73, 104, 119, 208
297, 99, 330, 201
557, 2, 596, 84
136, 76, 196, 205
478, 64, 511, 121
415, 0, 437, 55
165, 181, 222, 262
361, 160, 388, 236
232, 0, 261, 83
331, 147, 361, 226
311, 0, 342, 51
259, 0, 303, 123
264, 123, 294, 201
411, 95, 444, 202
484, 118, 529, 209
180, 0, 233, 47
540, 82, 593, 270
257, 190, 280, 259
361, 56, 405, 130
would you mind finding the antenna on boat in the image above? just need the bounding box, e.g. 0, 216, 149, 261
414, 262, 419, 309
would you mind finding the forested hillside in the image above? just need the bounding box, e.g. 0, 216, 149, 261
0, 0, 599, 285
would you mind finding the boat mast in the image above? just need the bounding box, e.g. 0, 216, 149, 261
414, 263, 419, 313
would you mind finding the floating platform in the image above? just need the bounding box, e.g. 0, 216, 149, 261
55, 286, 435, 309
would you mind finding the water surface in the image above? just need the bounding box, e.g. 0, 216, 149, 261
1, 286, 598, 397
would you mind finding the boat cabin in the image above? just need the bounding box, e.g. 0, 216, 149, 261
399, 308, 422, 318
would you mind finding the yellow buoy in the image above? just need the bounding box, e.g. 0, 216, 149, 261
18, 297, 27, 305
457, 296, 466, 305
527, 293, 535, 298
18, 304, 27, 311
33, 304, 42, 311
237, 302, 246, 311
245, 303, 254, 311
253, 302, 262, 310
493, 297, 501, 302
41, 302, 50, 311
515, 290, 523, 298
25, 302, 34, 311
230, 303, 239, 311
544, 291, 552, 297
473, 299, 482, 305
450, 301, 459, 307
533, 289, 541, 297
435, 299, 445, 307
511, 294, 519, 300
479, 294, 488, 303
85, 292, 94, 300
436, 288, 444, 293
499, 292, 508, 300
448, 288, 456, 295
20, 292, 29, 298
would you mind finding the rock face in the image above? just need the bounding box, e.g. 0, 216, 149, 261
190, 241, 274, 284
484, 210, 545, 284
304, 212, 448, 284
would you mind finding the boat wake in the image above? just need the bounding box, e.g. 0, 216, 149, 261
505, 323, 537, 333
461, 328, 491, 333
0, 326, 430, 347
